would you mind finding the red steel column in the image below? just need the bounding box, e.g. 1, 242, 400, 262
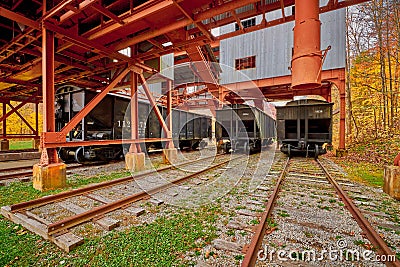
41, 24, 58, 164
130, 66, 140, 153
130, 45, 141, 153
166, 80, 174, 149
292, 0, 322, 89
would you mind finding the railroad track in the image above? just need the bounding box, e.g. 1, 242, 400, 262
242, 156, 399, 267
0, 149, 198, 182
2, 153, 240, 251
0, 163, 90, 182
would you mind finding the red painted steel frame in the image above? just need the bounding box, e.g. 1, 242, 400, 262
41, 24, 58, 165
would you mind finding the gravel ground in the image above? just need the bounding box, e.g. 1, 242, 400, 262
12, 147, 399, 266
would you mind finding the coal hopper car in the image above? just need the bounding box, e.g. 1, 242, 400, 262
276, 99, 333, 157
55, 85, 211, 163
215, 104, 275, 153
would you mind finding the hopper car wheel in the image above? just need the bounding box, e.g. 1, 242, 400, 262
244, 142, 250, 154
314, 145, 319, 159
75, 147, 85, 163
287, 145, 291, 158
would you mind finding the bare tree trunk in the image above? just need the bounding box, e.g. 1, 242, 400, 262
345, 8, 353, 139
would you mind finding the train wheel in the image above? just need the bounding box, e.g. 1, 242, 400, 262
244, 142, 250, 154
287, 145, 291, 158
74, 147, 85, 163
314, 145, 319, 159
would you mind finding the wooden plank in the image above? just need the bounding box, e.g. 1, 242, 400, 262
124, 207, 145, 217
1, 206, 84, 252
53, 232, 84, 252
1, 206, 48, 239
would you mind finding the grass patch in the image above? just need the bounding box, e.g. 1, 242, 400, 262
277, 210, 290, 218
9, 140, 33, 150
339, 161, 383, 187
0, 170, 131, 207
0, 205, 219, 267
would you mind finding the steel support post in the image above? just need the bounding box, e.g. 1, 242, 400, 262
162, 79, 177, 163
125, 45, 145, 172
41, 24, 58, 164
129, 70, 140, 153
33, 21, 66, 191
166, 80, 174, 149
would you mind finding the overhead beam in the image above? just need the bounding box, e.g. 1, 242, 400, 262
42, 0, 75, 21
86, 0, 175, 40
172, 0, 214, 41
91, 3, 125, 25
0, 7, 40, 30
0, 77, 40, 88
59, 66, 132, 137
112, 18, 191, 51
59, 0, 98, 23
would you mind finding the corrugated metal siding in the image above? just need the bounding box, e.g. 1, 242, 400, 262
220, 9, 345, 84
160, 53, 174, 80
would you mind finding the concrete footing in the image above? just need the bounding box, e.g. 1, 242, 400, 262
162, 148, 177, 164
33, 163, 67, 191
125, 152, 145, 172
0, 139, 9, 151
384, 166, 400, 200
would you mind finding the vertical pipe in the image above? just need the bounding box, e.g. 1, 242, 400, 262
41, 23, 58, 163
166, 79, 174, 148
291, 0, 322, 89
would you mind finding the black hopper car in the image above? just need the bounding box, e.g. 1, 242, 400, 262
276, 99, 333, 158
55, 85, 211, 163
215, 104, 276, 154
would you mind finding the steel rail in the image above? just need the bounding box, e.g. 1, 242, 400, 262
0, 163, 83, 182
241, 157, 290, 267
47, 155, 241, 235
10, 154, 224, 212
316, 159, 399, 267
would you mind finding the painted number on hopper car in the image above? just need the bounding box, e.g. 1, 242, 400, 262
117, 120, 131, 127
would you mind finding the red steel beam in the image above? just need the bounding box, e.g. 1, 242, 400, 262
58, 67, 132, 138
91, 3, 125, 25
0, 77, 40, 88
112, 18, 191, 52
0, 7, 40, 30
85, 0, 175, 40
42, 0, 75, 21
43, 138, 173, 149
130, 45, 140, 153
138, 73, 170, 136
59, 0, 98, 22
41, 24, 59, 164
